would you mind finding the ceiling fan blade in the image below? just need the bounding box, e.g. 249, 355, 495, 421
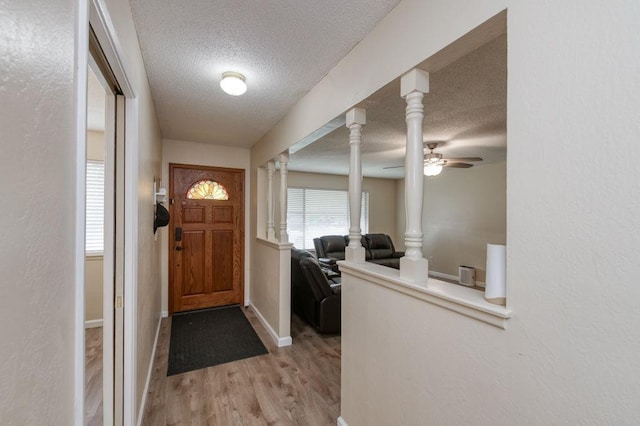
383, 165, 405, 169
443, 157, 483, 162
444, 162, 473, 168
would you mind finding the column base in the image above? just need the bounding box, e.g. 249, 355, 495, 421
345, 246, 366, 263
399, 256, 429, 284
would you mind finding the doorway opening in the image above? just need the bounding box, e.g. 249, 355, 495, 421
84, 63, 108, 425
168, 164, 245, 314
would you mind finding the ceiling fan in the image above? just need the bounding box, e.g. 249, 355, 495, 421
384, 142, 483, 176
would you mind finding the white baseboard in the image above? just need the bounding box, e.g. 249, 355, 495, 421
278, 335, 293, 347
85, 319, 103, 328
429, 270, 485, 288
429, 270, 458, 281
161, 310, 168, 318
248, 302, 292, 347
337, 416, 348, 426
137, 314, 162, 426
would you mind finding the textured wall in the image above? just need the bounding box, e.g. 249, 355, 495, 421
0, 0, 76, 422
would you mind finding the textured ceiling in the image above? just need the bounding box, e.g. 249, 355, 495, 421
289, 33, 508, 179
129, 0, 403, 147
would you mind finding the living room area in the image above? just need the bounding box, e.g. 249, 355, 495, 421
280, 27, 506, 336
283, 162, 505, 335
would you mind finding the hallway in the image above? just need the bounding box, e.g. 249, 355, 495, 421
141, 308, 341, 425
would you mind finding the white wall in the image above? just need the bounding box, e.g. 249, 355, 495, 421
161, 138, 251, 312
87, 130, 105, 160
287, 171, 398, 245
250, 240, 292, 344
396, 162, 506, 282
250, 0, 640, 425
85, 257, 104, 323
86, 131, 105, 323
0, 0, 77, 421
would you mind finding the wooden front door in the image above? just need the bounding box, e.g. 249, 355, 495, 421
169, 163, 244, 313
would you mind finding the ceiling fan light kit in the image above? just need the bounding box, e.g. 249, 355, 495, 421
220, 71, 247, 96
424, 163, 443, 176
383, 141, 484, 176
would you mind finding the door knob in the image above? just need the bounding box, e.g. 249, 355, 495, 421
175, 246, 183, 251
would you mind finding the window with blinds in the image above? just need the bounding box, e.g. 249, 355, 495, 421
287, 188, 369, 250
86, 160, 105, 255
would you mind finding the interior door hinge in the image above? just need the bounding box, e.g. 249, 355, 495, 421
170, 198, 175, 205
115, 296, 123, 308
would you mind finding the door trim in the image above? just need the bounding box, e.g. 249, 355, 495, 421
73, 2, 89, 424
88, 53, 117, 425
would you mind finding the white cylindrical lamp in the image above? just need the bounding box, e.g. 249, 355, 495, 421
485, 243, 506, 306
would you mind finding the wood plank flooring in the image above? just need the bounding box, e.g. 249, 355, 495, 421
85, 326, 103, 426
141, 307, 341, 425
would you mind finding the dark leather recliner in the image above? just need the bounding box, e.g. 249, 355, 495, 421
313, 233, 404, 269
291, 248, 341, 334
313, 235, 347, 271
363, 233, 404, 269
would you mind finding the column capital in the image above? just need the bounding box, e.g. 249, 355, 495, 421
278, 151, 289, 165
400, 68, 429, 97
266, 160, 276, 172
346, 107, 366, 127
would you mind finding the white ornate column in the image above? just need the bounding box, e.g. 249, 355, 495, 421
266, 160, 276, 241
345, 107, 366, 263
278, 151, 289, 243
399, 69, 429, 283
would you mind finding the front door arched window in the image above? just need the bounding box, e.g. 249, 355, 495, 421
186, 180, 229, 200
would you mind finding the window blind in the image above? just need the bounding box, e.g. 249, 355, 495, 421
287, 188, 369, 250
86, 160, 104, 254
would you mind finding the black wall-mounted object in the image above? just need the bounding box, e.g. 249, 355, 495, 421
154, 203, 170, 233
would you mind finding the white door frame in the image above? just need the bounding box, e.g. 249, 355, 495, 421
87, 54, 117, 425
75, 0, 139, 424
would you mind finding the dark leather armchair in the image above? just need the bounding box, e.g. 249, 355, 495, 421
363, 233, 404, 269
313, 235, 347, 271
291, 248, 341, 333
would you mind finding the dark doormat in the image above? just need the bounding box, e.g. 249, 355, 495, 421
168, 305, 268, 376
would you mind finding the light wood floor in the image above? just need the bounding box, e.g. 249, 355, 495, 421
85, 326, 103, 426
141, 307, 341, 425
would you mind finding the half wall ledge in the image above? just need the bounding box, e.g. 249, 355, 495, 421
338, 261, 511, 329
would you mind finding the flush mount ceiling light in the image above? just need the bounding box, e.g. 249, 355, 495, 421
220, 71, 247, 96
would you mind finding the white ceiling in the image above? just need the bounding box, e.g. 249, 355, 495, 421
129, 0, 403, 148
288, 33, 507, 179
